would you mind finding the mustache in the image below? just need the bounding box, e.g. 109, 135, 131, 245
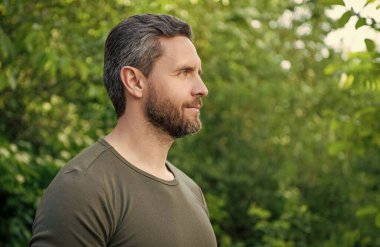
183, 98, 202, 108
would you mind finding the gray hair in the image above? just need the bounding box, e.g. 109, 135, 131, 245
103, 14, 193, 118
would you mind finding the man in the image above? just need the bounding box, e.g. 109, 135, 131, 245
30, 14, 217, 246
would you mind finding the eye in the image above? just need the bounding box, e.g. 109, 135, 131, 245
178, 69, 191, 78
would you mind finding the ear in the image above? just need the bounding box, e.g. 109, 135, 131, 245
120, 66, 146, 98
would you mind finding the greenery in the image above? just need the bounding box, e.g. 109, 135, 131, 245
1, 0, 379, 246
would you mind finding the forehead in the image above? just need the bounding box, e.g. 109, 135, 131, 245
155, 36, 201, 69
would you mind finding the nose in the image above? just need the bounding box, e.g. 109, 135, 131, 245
192, 77, 209, 97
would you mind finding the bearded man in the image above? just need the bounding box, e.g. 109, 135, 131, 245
30, 14, 217, 247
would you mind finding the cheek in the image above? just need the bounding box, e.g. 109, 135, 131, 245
161, 87, 187, 103
150, 75, 191, 104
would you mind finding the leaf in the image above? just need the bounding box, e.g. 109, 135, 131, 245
364, 0, 376, 7
319, 0, 345, 6
324, 64, 338, 75
337, 11, 352, 28
355, 17, 366, 29
364, 39, 376, 52
248, 204, 271, 219
339, 73, 354, 89
356, 206, 377, 217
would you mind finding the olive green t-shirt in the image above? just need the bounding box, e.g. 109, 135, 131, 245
30, 139, 217, 247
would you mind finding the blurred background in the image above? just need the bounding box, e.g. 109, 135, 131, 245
1, 0, 379, 246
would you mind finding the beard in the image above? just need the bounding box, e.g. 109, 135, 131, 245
145, 83, 203, 139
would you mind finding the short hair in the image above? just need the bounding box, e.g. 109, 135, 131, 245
103, 14, 193, 118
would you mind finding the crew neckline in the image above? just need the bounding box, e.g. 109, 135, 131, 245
99, 138, 178, 186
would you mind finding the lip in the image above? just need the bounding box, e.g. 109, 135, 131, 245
184, 100, 202, 111
185, 106, 201, 112
191, 104, 201, 109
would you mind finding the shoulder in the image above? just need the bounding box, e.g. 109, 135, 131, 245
45, 139, 135, 206
50, 139, 126, 187
61, 139, 111, 173
42, 140, 117, 203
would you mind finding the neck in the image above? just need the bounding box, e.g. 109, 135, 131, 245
105, 113, 175, 180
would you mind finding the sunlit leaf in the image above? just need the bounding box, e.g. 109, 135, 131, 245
336, 10, 352, 28
339, 73, 354, 89
319, 0, 345, 6
364, 0, 376, 7
364, 38, 376, 52
356, 206, 377, 217
355, 17, 366, 29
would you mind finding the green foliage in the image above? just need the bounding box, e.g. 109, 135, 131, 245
318, 0, 345, 6
328, 0, 380, 91
1, 0, 380, 246
336, 10, 352, 28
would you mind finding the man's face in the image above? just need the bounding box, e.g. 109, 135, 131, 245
144, 36, 208, 139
